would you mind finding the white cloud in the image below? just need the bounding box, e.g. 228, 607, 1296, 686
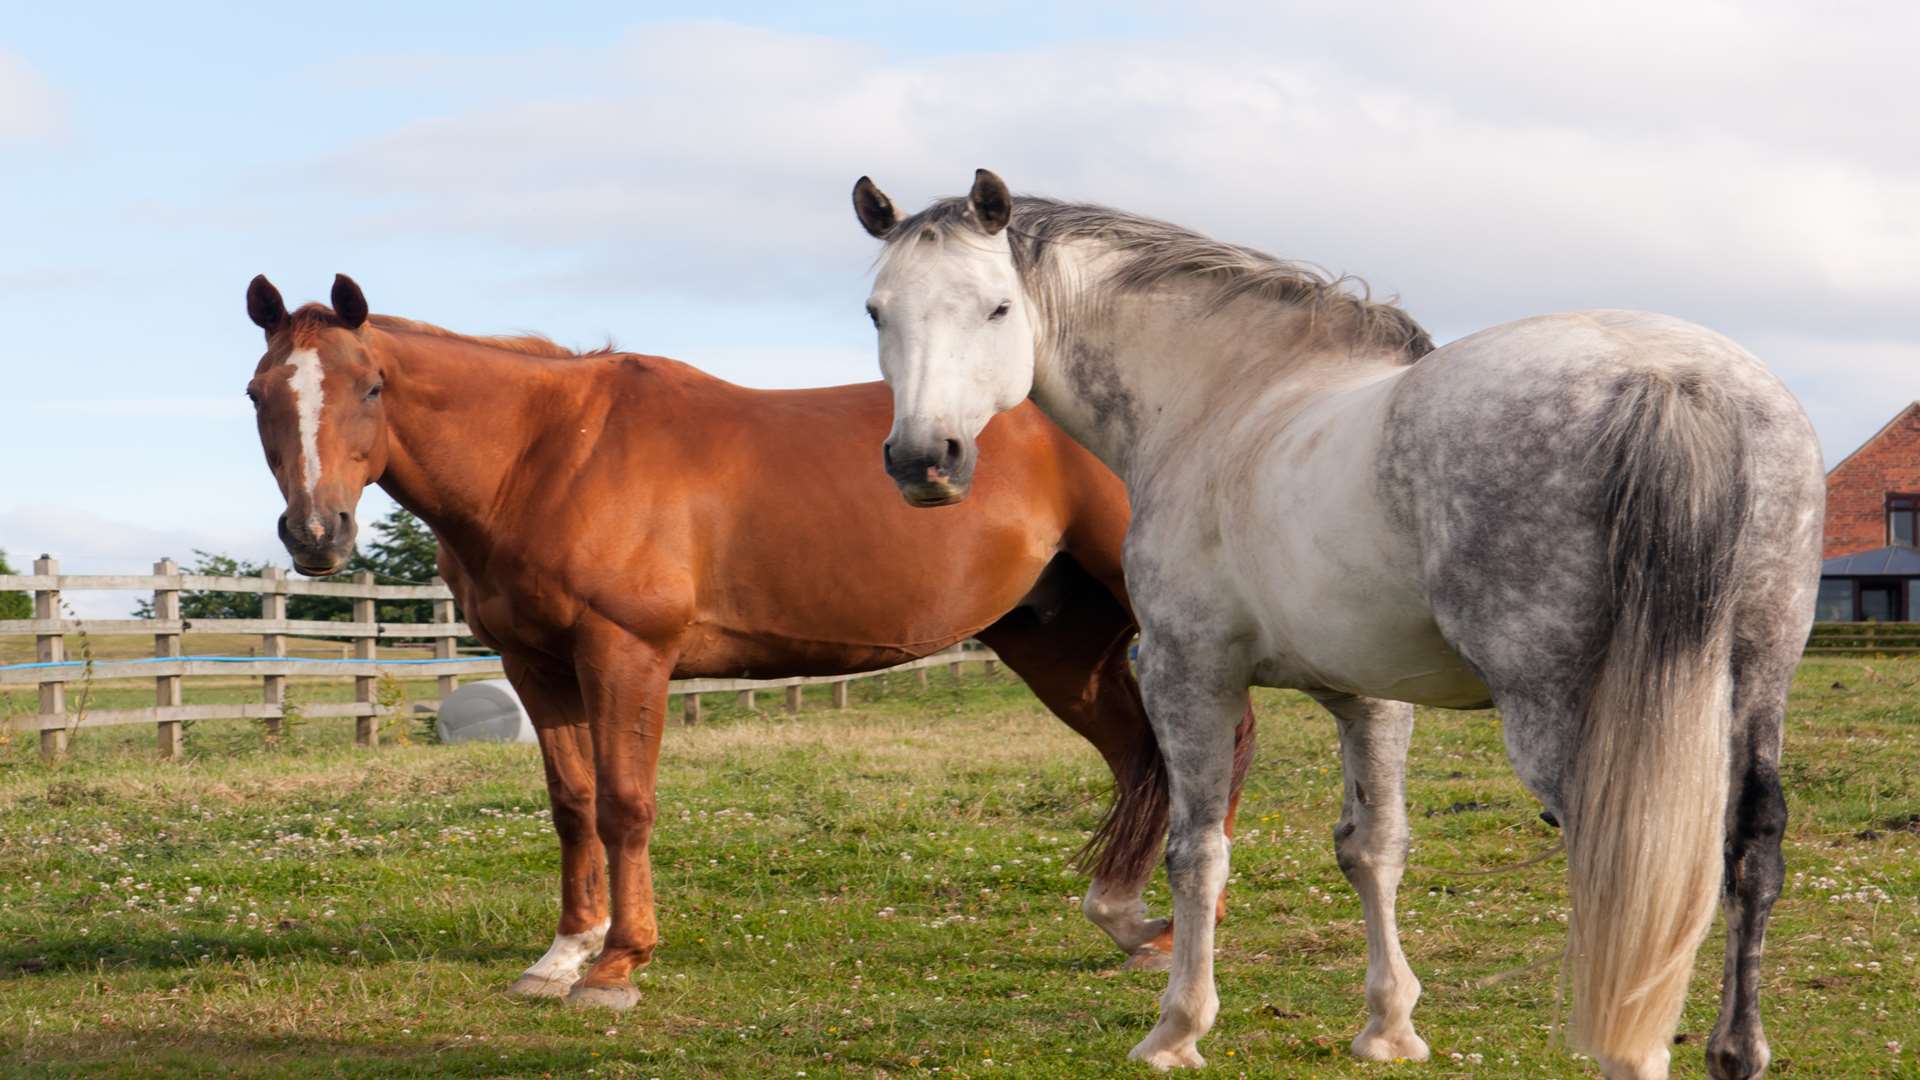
0, 50, 61, 142
29, 397, 251, 419
1753, 333, 1920, 466
674, 344, 876, 391
132, 10, 1911, 476
289, 18, 1918, 342
0, 506, 287, 618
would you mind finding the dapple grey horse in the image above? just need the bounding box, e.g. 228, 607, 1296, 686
848, 170, 1823, 1080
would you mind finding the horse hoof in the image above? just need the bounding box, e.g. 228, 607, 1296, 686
1123, 946, 1173, 972
565, 982, 640, 1011
1127, 1038, 1206, 1071
1706, 1030, 1770, 1080
508, 973, 576, 999
1351, 1029, 1429, 1062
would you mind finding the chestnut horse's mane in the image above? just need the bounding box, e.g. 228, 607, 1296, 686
287, 303, 616, 359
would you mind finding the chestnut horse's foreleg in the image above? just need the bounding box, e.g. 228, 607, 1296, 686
565, 637, 673, 1011
504, 662, 609, 998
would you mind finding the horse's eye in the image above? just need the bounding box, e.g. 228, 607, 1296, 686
245, 389, 259, 405
365, 383, 383, 402
866, 303, 881, 328
989, 301, 1011, 321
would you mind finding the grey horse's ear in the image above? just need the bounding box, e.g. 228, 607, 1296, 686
968, 168, 1011, 235
853, 176, 897, 239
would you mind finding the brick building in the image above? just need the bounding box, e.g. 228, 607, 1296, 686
1819, 402, 1920, 621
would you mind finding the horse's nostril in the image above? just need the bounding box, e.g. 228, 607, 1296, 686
943, 438, 961, 465
882, 441, 895, 467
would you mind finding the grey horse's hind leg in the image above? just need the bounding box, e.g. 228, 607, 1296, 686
1310, 691, 1429, 1063
1707, 647, 1794, 1080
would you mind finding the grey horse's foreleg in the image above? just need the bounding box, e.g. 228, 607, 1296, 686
1125, 643, 1245, 1070
1311, 691, 1429, 1062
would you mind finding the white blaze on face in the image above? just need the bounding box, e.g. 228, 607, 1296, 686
285, 348, 326, 499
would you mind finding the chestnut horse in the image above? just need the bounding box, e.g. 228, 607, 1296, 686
240, 274, 1254, 1010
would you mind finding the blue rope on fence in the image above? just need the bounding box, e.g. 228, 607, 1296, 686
0, 654, 501, 673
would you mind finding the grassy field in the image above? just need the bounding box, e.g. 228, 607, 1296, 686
0, 659, 1914, 1078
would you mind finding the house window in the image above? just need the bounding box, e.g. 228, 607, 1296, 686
1891, 495, 1920, 547
1816, 579, 1855, 622
1861, 582, 1898, 622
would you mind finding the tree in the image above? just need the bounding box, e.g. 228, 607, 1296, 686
357, 507, 439, 585
133, 550, 268, 619
0, 549, 31, 620
350, 507, 440, 623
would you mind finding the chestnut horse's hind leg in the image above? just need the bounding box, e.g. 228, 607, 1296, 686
981, 606, 1163, 961
565, 635, 675, 1011
504, 662, 610, 999
978, 558, 1254, 970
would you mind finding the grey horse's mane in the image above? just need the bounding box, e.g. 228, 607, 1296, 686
882, 196, 1434, 362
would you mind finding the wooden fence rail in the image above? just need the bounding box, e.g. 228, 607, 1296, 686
1804, 621, 1920, 656
1, 556, 998, 761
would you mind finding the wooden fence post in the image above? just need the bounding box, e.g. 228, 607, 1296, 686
785, 683, 803, 714
982, 658, 998, 678
949, 657, 963, 682
832, 680, 850, 709
916, 665, 929, 689
431, 577, 457, 706
682, 693, 702, 725
261, 567, 287, 735
153, 558, 184, 759
33, 556, 66, 762
353, 570, 378, 747
736, 689, 756, 710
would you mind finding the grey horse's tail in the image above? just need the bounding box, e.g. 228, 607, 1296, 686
1563, 370, 1749, 1071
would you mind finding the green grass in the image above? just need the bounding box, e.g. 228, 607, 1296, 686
1, 661, 1915, 1078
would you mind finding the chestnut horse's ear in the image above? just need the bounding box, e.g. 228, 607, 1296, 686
247, 275, 288, 335
853, 176, 897, 239
968, 168, 1011, 235
331, 274, 368, 330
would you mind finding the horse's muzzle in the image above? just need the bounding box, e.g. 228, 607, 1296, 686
278, 510, 356, 576
883, 433, 975, 507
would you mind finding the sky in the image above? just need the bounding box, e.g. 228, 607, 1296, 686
3, 1, 1917, 615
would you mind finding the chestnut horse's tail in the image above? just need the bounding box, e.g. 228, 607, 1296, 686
1078, 695, 1257, 886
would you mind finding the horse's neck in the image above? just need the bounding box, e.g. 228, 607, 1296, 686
374, 333, 559, 557
1030, 289, 1378, 485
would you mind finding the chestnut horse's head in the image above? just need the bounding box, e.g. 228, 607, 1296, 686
243, 274, 388, 577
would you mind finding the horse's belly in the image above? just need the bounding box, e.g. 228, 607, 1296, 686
1250, 596, 1491, 708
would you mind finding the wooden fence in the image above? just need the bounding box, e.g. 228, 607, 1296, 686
1804, 621, 1920, 656
0, 556, 998, 762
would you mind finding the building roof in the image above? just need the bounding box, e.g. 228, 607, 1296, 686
1827, 401, 1920, 477
1823, 545, 1920, 576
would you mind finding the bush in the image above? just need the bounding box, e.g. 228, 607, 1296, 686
0, 549, 31, 620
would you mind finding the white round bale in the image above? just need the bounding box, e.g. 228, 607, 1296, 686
436, 678, 536, 744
